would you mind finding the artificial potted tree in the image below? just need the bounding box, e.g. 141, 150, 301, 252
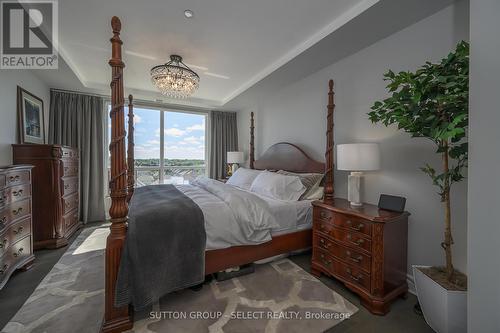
368, 41, 469, 333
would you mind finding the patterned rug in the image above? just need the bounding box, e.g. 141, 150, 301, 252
2, 226, 357, 333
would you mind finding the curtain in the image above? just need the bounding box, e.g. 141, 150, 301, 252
48, 90, 106, 223
209, 111, 238, 179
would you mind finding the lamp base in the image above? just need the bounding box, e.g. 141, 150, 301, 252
348, 172, 363, 207
231, 163, 239, 175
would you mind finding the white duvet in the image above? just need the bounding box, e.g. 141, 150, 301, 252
177, 177, 299, 250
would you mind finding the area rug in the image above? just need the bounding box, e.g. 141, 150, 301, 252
2, 226, 357, 333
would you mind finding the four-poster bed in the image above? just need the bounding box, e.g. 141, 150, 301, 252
102, 16, 335, 333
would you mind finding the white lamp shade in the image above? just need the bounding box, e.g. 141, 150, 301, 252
227, 151, 244, 164
337, 143, 380, 171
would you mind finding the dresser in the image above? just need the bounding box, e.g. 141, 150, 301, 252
311, 198, 409, 315
0, 165, 35, 289
13, 144, 81, 249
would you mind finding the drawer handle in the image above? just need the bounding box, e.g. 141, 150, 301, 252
0, 238, 7, 249
345, 250, 363, 263
13, 226, 24, 235
0, 264, 8, 275
320, 211, 331, 220
346, 233, 365, 246
0, 216, 6, 224
346, 268, 363, 282
9, 175, 20, 182
319, 253, 332, 266
319, 238, 332, 249
13, 247, 24, 257
346, 220, 364, 231
12, 189, 23, 197
12, 207, 23, 216
64, 184, 70, 190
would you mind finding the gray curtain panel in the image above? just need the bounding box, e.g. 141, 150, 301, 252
48, 90, 106, 223
209, 111, 238, 179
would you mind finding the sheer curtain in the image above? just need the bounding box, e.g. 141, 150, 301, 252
209, 111, 238, 179
48, 90, 106, 223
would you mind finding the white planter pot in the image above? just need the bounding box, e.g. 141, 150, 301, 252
413, 265, 467, 333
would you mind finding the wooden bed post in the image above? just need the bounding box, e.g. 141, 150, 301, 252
250, 112, 255, 169
324, 80, 335, 202
127, 94, 135, 203
101, 16, 133, 333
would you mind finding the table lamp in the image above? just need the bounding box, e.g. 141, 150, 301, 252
227, 151, 244, 176
337, 143, 380, 206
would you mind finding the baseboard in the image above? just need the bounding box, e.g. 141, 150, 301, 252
407, 273, 416, 295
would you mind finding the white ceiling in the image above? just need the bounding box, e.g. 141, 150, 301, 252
48, 0, 380, 107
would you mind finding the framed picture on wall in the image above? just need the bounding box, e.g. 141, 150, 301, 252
17, 86, 45, 144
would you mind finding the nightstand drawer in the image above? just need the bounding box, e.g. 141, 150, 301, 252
314, 207, 334, 223
313, 247, 370, 291
313, 232, 371, 272
315, 222, 371, 253
333, 213, 371, 237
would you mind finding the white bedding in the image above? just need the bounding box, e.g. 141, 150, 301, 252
177, 177, 312, 250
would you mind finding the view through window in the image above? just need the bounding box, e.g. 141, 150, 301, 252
108, 105, 207, 186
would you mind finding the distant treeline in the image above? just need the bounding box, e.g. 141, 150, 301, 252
135, 159, 205, 167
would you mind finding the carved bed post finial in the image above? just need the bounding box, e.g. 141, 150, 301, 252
250, 112, 255, 169
127, 94, 135, 203
102, 16, 133, 333
324, 80, 335, 202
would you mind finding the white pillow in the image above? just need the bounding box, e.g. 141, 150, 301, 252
226, 168, 262, 190
249, 171, 306, 201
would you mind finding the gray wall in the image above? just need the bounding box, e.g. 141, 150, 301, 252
235, 2, 469, 284
0, 70, 50, 165
468, 0, 500, 331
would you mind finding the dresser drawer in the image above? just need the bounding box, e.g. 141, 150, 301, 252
313, 247, 370, 291
61, 148, 78, 160
5, 170, 30, 187
0, 217, 31, 258
0, 174, 5, 188
62, 177, 78, 196
63, 209, 79, 230
332, 213, 372, 237
62, 162, 78, 177
313, 232, 371, 272
0, 199, 31, 228
315, 221, 372, 253
0, 236, 32, 283
314, 207, 334, 224
1, 184, 31, 206
63, 193, 79, 215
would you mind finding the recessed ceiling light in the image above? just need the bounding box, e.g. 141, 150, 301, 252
184, 10, 193, 18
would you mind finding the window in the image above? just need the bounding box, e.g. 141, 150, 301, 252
107, 105, 207, 186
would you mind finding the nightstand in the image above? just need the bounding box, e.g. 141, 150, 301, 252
311, 198, 409, 315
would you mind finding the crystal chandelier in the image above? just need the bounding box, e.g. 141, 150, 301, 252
150, 55, 200, 98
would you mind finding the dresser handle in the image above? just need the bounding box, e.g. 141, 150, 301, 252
0, 239, 7, 249
319, 238, 331, 249
319, 211, 331, 220
0, 264, 8, 275
319, 253, 332, 266
346, 268, 363, 282
13, 247, 24, 257
346, 220, 364, 231
9, 175, 20, 182
12, 207, 23, 216
346, 234, 365, 246
345, 250, 363, 263
12, 189, 23, 197
0, 216, 6, 224
13, 226, 24, 235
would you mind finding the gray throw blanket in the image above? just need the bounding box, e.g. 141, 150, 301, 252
114, 185, 206, 310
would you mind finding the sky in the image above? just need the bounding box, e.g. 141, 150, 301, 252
109, 107, 206, 160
